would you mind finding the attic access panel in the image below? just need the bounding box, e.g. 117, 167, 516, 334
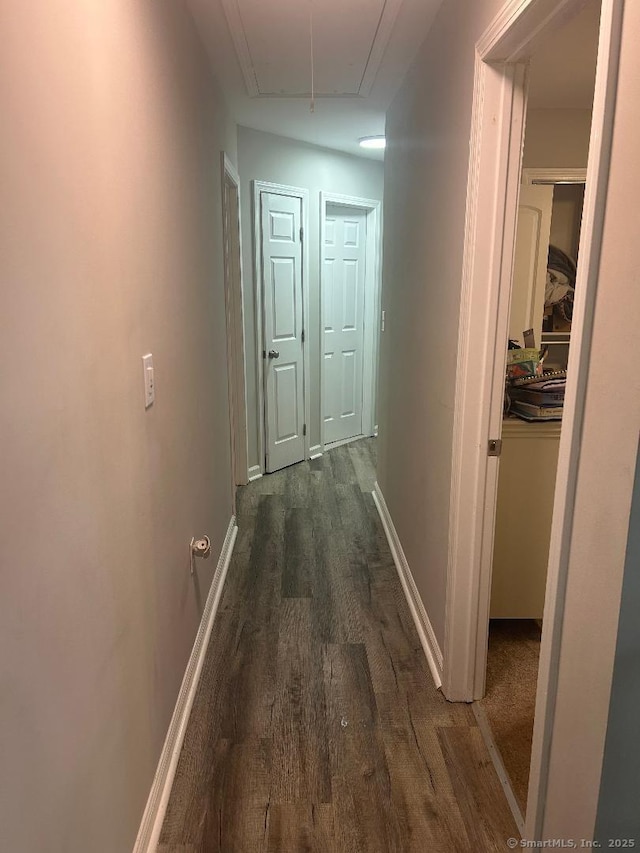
222, 0, 402, 98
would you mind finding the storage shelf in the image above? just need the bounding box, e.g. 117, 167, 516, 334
541, 331, 571, 342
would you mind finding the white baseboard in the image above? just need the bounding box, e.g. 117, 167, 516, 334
247, 465, 263, 482
309, 444, 323, 459
372, 482, 444, 689
133, 517, 238, 853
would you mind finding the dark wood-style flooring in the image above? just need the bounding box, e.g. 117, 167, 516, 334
159, 439, 518, 852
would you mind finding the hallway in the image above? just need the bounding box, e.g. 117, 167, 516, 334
159, 440, 518, 852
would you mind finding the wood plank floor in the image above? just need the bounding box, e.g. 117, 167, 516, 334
159, 439, 518, 852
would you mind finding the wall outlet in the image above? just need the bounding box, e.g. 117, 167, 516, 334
142, 354, 155, 408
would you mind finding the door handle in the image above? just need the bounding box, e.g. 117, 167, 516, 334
268, 349, 280, 359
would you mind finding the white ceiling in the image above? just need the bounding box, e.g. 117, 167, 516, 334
187, 0, 601, 158
187, 0, 444, 160
527, 0, 600, 109
222, 0, 401, 97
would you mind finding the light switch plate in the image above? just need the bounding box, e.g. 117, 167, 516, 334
142, 354, 155, 408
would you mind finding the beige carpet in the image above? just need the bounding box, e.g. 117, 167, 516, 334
479, 620, 542, 815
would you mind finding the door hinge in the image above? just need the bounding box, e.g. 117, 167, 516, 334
301, 328, 305, 344
262, 350, 266, 359
300, 226, 304, 241
303, 424, 307, 436
488, 438, 502, 457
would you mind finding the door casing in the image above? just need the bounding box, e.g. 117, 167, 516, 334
221, 153, 249, 502
252, 181, 310, 474
320, 192, 382, 452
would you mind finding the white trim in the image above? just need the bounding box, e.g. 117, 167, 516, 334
133, 517, 238, 853
372, 482, 443, 689
319, 192, 382, 452
358, 0, 404, 96
445, 54, 528, 703
252, 181, 311, 470
247, 465, 263, 482
219, 0, 259, 97
221, 153, 249, 492
477, 0, 580, 62
522, 168, 587, 185
444, 0, 622, 841
309, 444, 323, 459
251, 181, 265, 476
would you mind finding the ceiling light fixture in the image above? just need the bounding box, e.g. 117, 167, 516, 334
359, 135, 386, 150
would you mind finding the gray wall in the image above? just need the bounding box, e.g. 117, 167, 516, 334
377, 0, 504, 648
595, 440, 640, 842
0, 2, 236, 850
237, 126, 384, 469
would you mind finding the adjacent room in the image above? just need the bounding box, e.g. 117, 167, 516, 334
477, 0, 600, 822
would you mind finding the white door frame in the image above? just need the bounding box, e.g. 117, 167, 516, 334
320, 193, 382, 452
221, 153, 249, 497
443, 0, 622, 838
252, 181, 311, 470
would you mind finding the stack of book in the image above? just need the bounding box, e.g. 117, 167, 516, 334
506, 347, 540, 380
509, 371, 566, 421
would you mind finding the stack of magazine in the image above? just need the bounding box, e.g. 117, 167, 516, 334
509, 371, 567, 421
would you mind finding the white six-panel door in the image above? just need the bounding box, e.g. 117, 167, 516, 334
323, 205, 367, 445
261, 191, 306, 473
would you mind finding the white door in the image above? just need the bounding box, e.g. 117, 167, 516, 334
323, 205, 367, 445
261, 191, 305, 473
509, 184, 554, 347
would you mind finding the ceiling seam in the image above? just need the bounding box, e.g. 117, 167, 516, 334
358, 0, 389, 95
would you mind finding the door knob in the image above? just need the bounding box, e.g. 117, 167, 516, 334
268, 349, 280, 359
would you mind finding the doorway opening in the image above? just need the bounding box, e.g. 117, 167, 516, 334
443, 0, 621, 839
320, 193, 382, 452
481, 160, 590, 823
